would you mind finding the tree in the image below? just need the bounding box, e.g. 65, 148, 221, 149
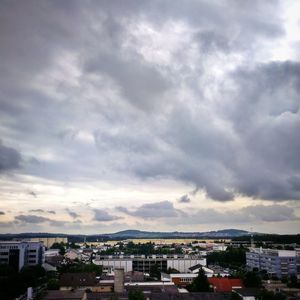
51, 242, 66, 255
188, 268, 211, 292
128, 289, 144, 300
243, 271, 262, 288
229, 292, 242, 300
258, 290, 286, 300
149, 264, 161, 280
47, 278, 59, 290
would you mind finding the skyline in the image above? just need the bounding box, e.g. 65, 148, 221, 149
0, 0, 300, 234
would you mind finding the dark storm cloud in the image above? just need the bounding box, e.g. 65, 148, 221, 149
128, 61, 300, 201
93, 209, 120, 222
0, 141, 22, 172
178, 195, 191, 203
118, 201, 180, 219
0, 0, 299, 211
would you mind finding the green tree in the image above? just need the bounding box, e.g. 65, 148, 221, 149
128, 289, 144, 300
47, 278, 59, 290
149, 264, 161, 279
51, 242, 66, 255
188, 268, 211, 292
229, 292, 243, 300
258, 290, 286, 300
243, 271, 262, 288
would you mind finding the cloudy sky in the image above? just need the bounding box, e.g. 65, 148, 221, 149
1, 0, 300, 234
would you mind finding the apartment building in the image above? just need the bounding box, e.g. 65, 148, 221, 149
246, 248, 299, 278
0, 241, 45, 271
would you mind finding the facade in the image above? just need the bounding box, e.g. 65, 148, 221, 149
94, 254, 206, 273
30, 236, 68, 248
246, 248, 299, 278
162, 273, 198, 287
0, 241, 45, 271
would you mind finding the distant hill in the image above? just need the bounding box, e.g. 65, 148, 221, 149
104, 229, 250, 238
0, 228, 250, 241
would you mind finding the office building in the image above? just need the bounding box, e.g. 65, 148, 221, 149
0, 241, 45, 271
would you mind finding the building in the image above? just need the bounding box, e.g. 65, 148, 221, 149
208, 278, 243, 293
94, 254, 206, 273
161, 273, 198, 287
246, 248, 299, 278
43, 290, 85, 300
30, 236, 68, 248
0, 241, 45, 271
59, 272, 97, 290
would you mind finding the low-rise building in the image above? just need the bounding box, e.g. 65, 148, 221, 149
208, 278, 243, 293
59, 272, 97, 290
94, 254, 206, 273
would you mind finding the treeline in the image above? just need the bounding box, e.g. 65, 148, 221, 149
232, 234, 300, 244
207, 246, 247, 268
0, 265, 46, 300
99, 241, 183, 255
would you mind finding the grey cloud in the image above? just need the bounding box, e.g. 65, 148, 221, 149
28, 191, 37, 198
119, 201, 180, 219
85, 52, 170, 111
0, 211, 5, 215
0, 221, 14, 227
178, 195, 191, 203
15, 214, 65, 226
29, 209, 56, 215
0, 141, 22, 172
29, 209, 44, 213
0, 0, 298, 234
180, 205, 300, 225
129, 61, 300, 201
93, 209, 120, 222
66, 208, 80, 219
15, 214, 51, 224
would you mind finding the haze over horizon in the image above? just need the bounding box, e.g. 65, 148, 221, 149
1, 0, 300, 235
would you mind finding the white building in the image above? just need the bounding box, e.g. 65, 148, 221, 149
94, 254, 206, 273
246, 248, 299, 278
0, 241, 45, 271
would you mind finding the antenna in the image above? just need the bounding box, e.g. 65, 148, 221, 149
250, 227, 254, 248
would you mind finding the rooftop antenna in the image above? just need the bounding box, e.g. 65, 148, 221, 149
250, 227, 254, 248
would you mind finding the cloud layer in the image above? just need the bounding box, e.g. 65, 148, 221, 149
0, 0, 299, 233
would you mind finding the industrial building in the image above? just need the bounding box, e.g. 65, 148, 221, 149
246, 248, 300, 278
0, 241, 45, 271
94, 254, 206, 273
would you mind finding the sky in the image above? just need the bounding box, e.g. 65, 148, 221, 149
0, 0, 300, 234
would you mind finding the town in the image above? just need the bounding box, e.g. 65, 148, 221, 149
0, 233, 299, 300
